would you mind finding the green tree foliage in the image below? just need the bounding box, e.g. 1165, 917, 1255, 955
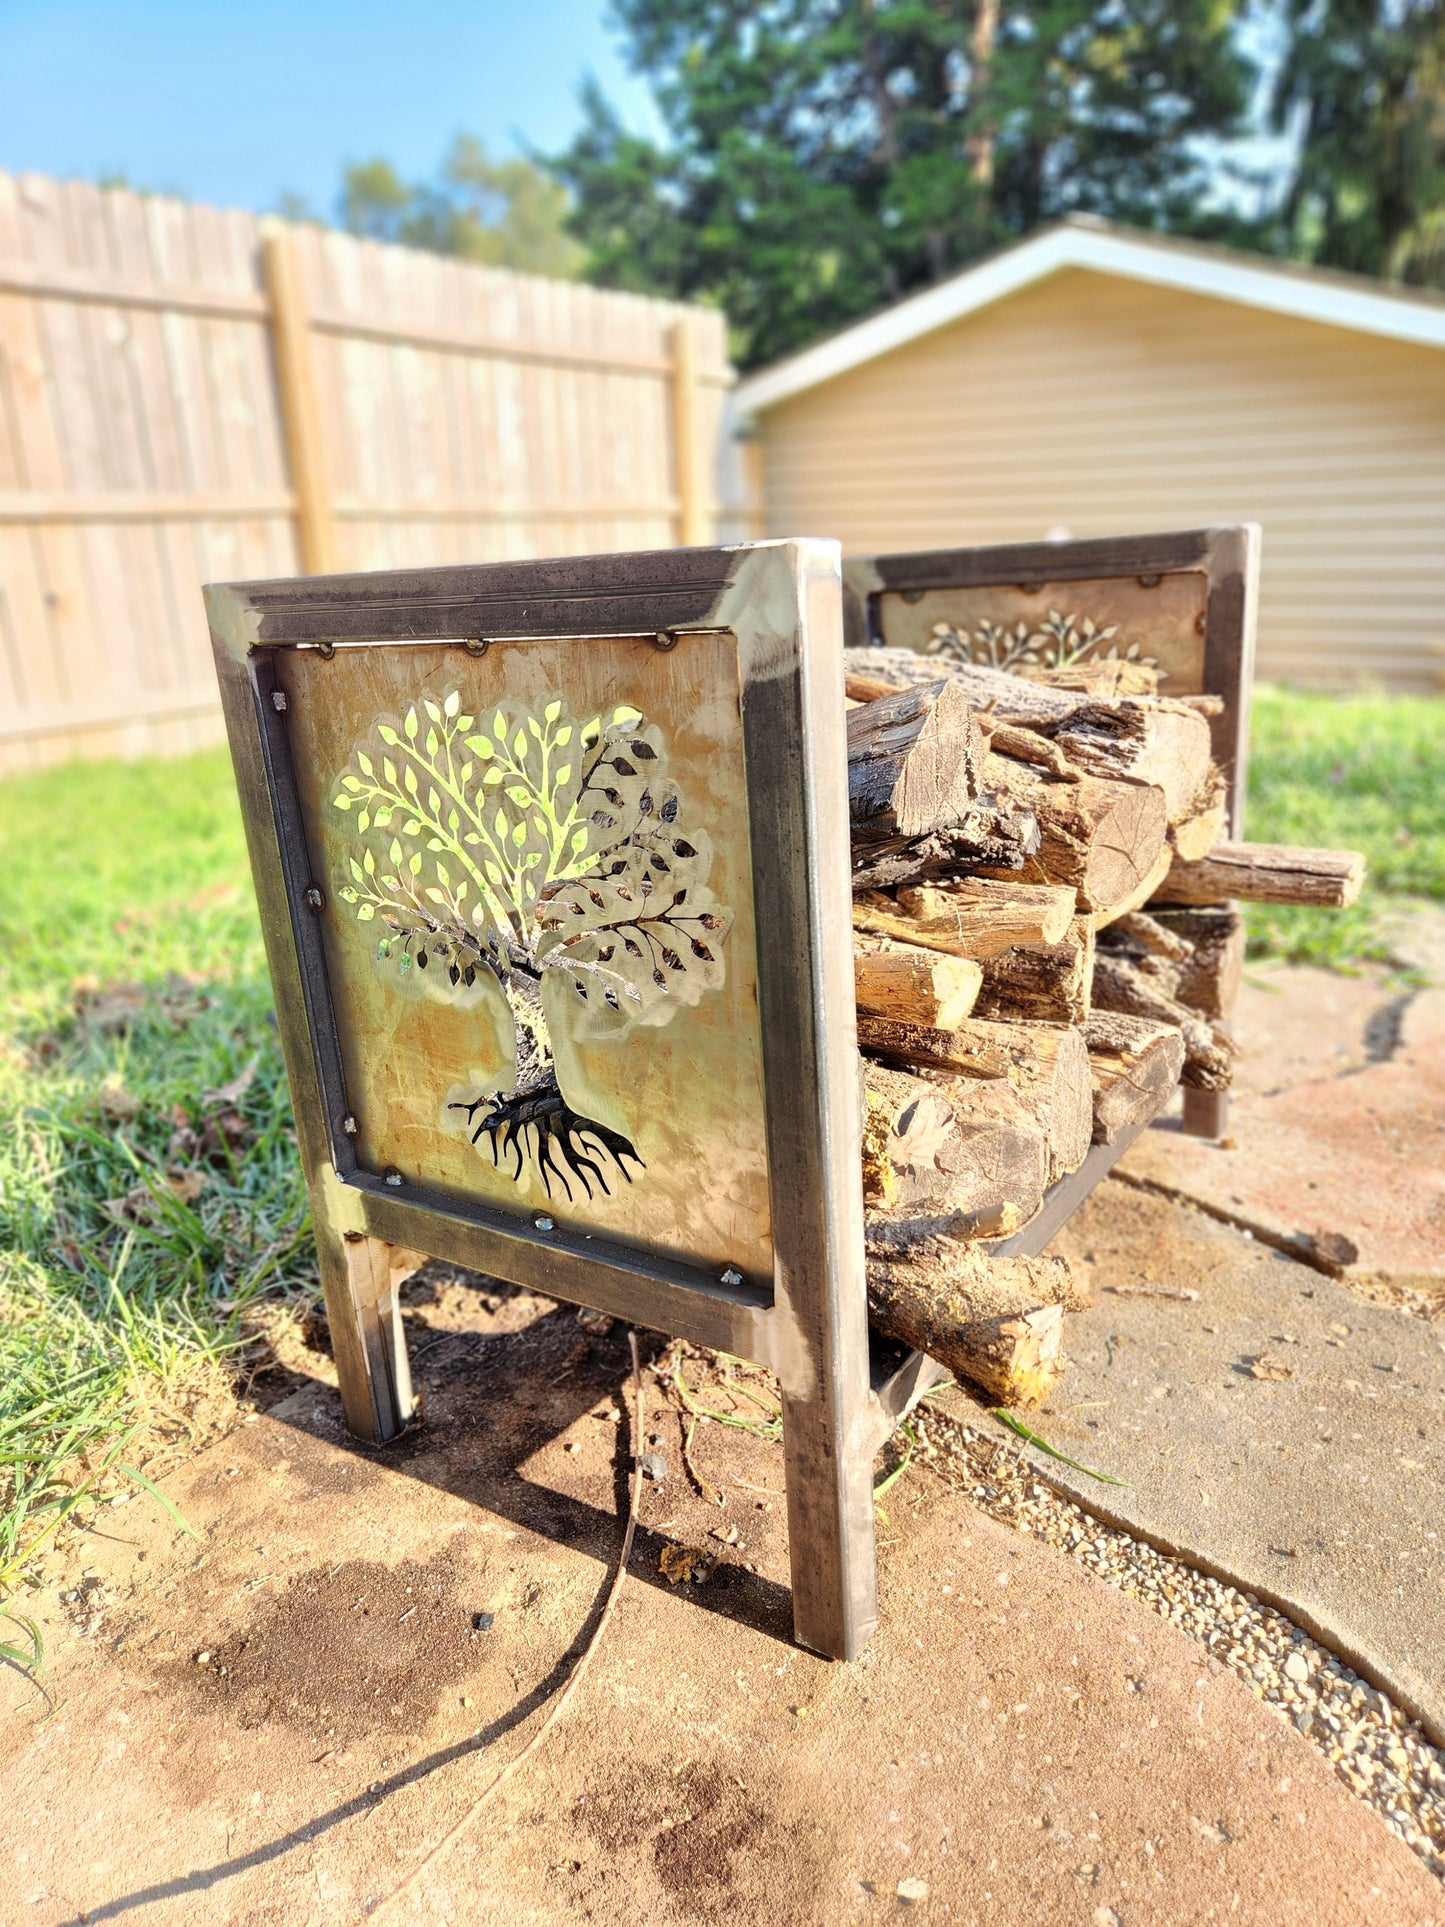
553, 0, 1254, 365
338, 135, 587, 279
1268, 0, 1445, 286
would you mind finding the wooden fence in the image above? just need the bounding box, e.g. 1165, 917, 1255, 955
0, 170, 733, 774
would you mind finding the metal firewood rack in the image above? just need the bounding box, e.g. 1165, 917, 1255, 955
207, 528, 1256, 1665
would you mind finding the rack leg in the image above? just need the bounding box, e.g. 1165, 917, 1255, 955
1182, 1087, 1230, 1141
315, 1226, 419, 1444
781, 1381, 879, 1661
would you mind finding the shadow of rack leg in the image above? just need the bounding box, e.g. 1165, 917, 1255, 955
316, 1227, 419, 1444
781, 1381, 879, 1662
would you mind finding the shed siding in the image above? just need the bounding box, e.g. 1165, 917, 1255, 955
758, 268, 1445, 688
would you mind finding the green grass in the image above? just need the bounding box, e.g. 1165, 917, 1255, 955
1242, 686, 1445, 968
0, 751, 316, 1593
0, 687, 1441, 1596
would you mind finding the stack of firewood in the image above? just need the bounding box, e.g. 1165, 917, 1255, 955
844, 649, 1365, 1410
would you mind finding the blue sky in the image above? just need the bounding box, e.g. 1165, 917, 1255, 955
0, 0, 659, 214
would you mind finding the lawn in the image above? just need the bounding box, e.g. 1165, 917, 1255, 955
0, 687, 1441, 1602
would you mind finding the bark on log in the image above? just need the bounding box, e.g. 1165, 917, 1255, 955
854, 933, 983, 1029
1150, 840, 1366, 910
979, 751, 1169, 916
862, 1062, 1048, 1223
847, 679, 986, 843
1022, 660, 1160, 699
858, 1015, 1092, 1183
1145, 906, 1245, 1021
973, 916, 1095, 1027
1090, 950, 1234, 1090
855, 877, 1075, 960
1084, 1010, 1187, 1144
850, 798, 1042, 893
865, 1226, 1084, 1407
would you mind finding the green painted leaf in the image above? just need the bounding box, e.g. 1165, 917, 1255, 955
404, 767, 419, 795
339, 886, 359, 903
445, 690, 460, 718
357, 902, 375, 921
570, 827, 589, 853
544, 698, 562, 723
506, 785, 531, 806
425, 699, 443, 726
333, 794, 352, 810
357, 751, 375, 777
403, 817, 422, 835
527, 716, 543, 741
341, 774, 362, 792
435, 861, 450, 886
464, 735, 494, 759
425, 887, 446, 906
514, 729, 527, 759
554, 725, 572, 748
554, 763, 571, 787
390, 838, 403, 865
493, 709, 507, 739
483, 766, 504, 785
363, 849, 376, 875
378, 724, 400, 746
409, 853, 423, 876
494, 809, 507, 840
349, 857, 364, 882
356, 810, 370, 833
511, 822, 527, 847
447, 808, 459, 832
404, 707, 419, 741
383, 757, 397, 785
425, 728, 439, 756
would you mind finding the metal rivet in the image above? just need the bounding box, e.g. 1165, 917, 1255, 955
343, 1115, 358, 1136
316, 641, 336, 659
461, 637, 489, 657
534, 1214, 554, 1232
720, 1267, 743, 1287
304, 886, 324, 910
652, 629, 678, 651
1138, 574, 1162, 589
271, 690, 288, 712
384, 1168, 403, 1187
901, 588, 924, 604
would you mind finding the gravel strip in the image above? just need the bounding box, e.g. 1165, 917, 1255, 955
905, 1399, 1445, 1881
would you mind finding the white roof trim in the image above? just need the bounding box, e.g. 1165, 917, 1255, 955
734, 220, 1445, 417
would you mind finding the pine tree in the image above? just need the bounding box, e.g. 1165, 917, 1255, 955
1269, 0, 1445, 286
554, 0, 1255, 366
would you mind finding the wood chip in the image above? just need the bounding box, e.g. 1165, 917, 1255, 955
1104, 1284, 1200, 1302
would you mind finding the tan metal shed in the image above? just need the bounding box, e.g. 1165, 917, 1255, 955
732, 218, 1445, 690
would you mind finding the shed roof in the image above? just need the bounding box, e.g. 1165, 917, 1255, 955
733, 217, 1445, 419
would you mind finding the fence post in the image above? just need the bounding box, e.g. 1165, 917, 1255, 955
261, 221, 339, 576
670, 314, 709, 547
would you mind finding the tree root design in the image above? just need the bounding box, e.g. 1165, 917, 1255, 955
450, 1079, 644, 1203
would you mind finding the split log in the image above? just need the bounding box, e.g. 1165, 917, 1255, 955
1051, 702, 1212, 824
855, 877, 1075, 961
854, 934, 983, 1029
1151, 840, 1366, 910
1021, 660, 1160, 699
858, 1015, 1092, 1183
979, 751, 1169, 917
1084, 1011, 1187, 1144
1090, 950, 1234, 1090
1168, 767, 1228, 862
974, 916, 1095, 1027
865, 1224, 1085, 1407
850, 797, 1042, 893
847, 679, 986, 844
1145, 905, 1245, 1021
862, 1062, 1047, 1224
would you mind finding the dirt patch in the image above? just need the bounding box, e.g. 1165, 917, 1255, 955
574, 1756, 827, 1919
160, 1554, 490, 1742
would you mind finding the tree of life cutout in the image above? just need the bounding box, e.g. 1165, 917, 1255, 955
331, 689, 734, 1202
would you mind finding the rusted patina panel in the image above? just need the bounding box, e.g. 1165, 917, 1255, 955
874, 569, 1208, 691
278, 629, 772, 1287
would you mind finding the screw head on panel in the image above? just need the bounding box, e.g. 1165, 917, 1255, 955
304, 887, 324, 910
343, 1115, 358, 1136
720, 1267, 743, 1287
534, 1215, 555, 1232
384, 1168, 404, 1187
271, 690, 288, 712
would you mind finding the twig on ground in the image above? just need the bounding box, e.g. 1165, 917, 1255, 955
367, 1330, 645, 1921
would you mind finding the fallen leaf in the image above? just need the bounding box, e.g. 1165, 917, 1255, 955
98, 1085, 142, 1121
897, 1876, 929, 1904
202, 1057, 258, 1109
1249, 1354, 1292, 1381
